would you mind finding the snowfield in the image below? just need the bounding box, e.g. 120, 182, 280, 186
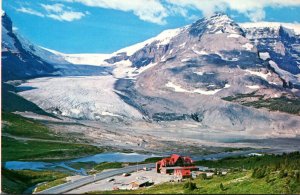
58, 53, 112, 66
18, 76, 143, 120
166, 82, 230, 95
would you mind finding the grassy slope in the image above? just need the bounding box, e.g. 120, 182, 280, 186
1, 169, 68, 194
92, 171, 297, 194
2, 112, 60, 139
35, 178, 67, 193
2, 112, 104, 161
1, 112, 106, 193
2, 136, 103, 161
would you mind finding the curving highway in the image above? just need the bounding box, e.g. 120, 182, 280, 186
36, 163, 156, 194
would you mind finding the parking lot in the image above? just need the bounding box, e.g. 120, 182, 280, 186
66, 168, 175, 193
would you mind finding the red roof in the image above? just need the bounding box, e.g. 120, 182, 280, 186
171, 154, 181, 163
157, 154, 194, 167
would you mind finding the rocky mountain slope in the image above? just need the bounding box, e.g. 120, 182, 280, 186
1, 12, 56, 81
241, 22, 300, 89
108, 14, 299, 132
1, 12, 112, 80
3, 13, 300, 136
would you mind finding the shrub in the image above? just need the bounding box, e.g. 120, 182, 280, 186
252, 167, 267, 179
220, 183, 226, 191
279, 170, 288, 178
295, 171, 300, 182
183, 181, 197, 191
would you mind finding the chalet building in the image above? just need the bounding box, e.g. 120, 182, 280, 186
156, 154, 199, 178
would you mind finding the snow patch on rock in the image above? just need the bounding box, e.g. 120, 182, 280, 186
166, 82, 229, 95
193, 50, 208, 55
242, 43, 254, 51
227, 34, 241, 38
101, 111, 122, 117
193, 88, 222, 95
245, 69, 271, 80
246, 85, 260, 89
194, 71, 204, 75
259, 52, 271, 61
166, 82, 188, 93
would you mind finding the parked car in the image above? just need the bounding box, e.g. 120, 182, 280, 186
122, 173, 130, 177
107, 178, 115, 182
143, 167, 151, 171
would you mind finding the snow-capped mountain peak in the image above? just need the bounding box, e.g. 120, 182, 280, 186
116, 27, 184, 56
4, 12, 300, 135
189, 13, 245, 36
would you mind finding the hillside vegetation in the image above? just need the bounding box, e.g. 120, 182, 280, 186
2, 112, 104, 161
1, 169, 68, 194
222, 93, 300, 115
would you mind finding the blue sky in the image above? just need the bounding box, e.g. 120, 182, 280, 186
2, 0, 300, 53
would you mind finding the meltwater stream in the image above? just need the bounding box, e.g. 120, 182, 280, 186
4, 152, 159, 174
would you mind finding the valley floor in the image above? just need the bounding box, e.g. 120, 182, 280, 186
11, 74, 300, 156
17, 111, 300, 156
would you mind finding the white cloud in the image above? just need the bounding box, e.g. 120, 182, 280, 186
61, 0, 168, 24
41, 3, 86, 21
59, 0, 300, 24
167, 0, 300, 22
16, 3, 86, 22
41, 3, 64, 13
246, 9, 266, 22
15, 0, 300, 24
16, 7, 44, 17
48, 11, 85, 21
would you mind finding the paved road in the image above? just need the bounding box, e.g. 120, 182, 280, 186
36, 163, 156, 194
2, 133, 72, 144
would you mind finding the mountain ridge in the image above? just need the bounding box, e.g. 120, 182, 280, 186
1, 12, 57, 81
2, 13, 300, 137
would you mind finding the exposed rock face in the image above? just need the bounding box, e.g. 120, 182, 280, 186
1, 13, 56, 81
189, 13, 246, 37
111, 14, 300, 132
241, 22, 300, 88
